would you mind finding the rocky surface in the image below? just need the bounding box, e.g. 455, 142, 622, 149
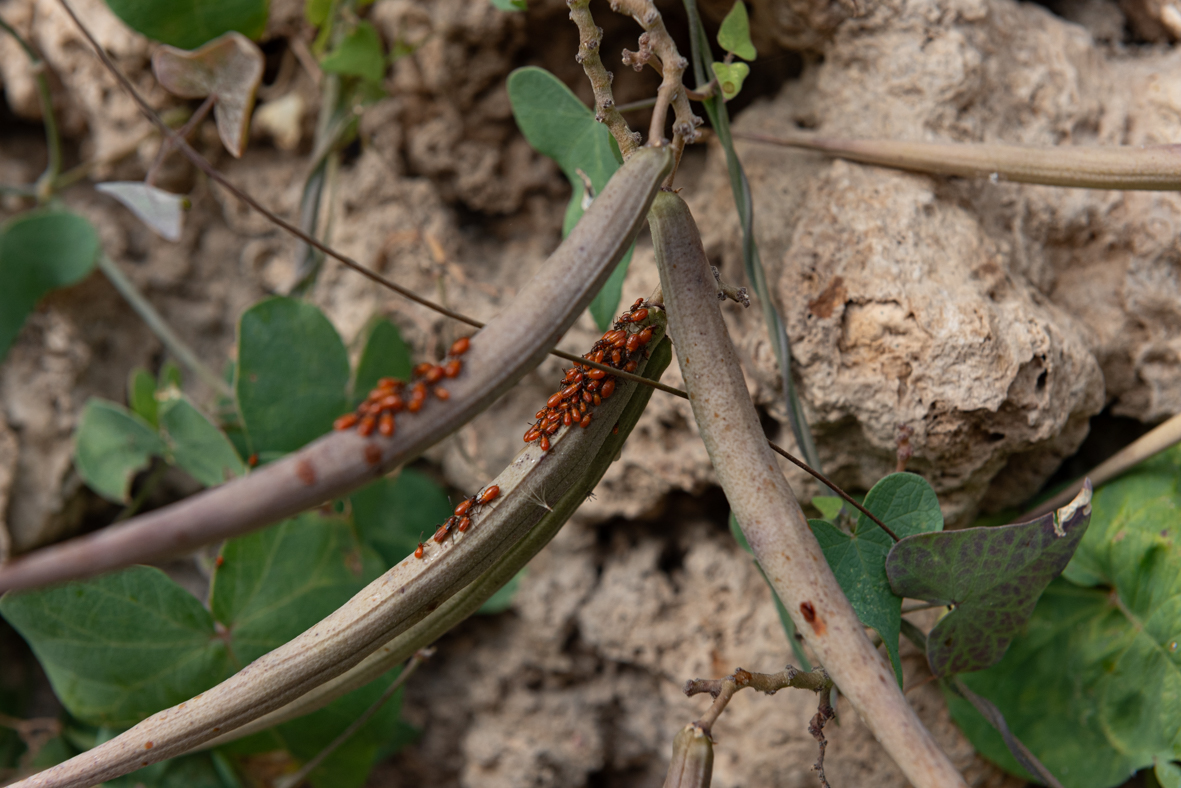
1, 0, 1177, 784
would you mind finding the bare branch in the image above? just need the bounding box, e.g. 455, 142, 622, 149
568, 0, 641, 158
610, 0, 701, 153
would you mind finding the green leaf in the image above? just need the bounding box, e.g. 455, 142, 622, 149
0, 566, 230, 727
157, 393, 247, 487
508, 66, 631, 329
710, 61, 750, 101
96, 182, 189, 241
0, 209, 99, 362
104, 0, 268, 50
129, 367, 159, 427
811, 495, 843, 521
716, 1, 756, 60
951, 446, 1181, 786
352, 317, 412, 407
74, 399, 167, 502
235, 297, 350, 456
320, 21, 386, 85
351, 469, 453, 567
209, 513, 383, 665
1158, 759, 1181, 788
305, 0, 332, 26
811, 472, 943, 685
729, 512, 811, 671
489, 0, 526, 10
888, 483, 1091, 677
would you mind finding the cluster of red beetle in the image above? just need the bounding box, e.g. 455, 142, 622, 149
414, 483, 503, 558
524, 298, 656, 452
332, 335, 472, 438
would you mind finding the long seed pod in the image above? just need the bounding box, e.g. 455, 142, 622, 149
736, 131, 1181, 191
648, 192, 968, 788
209, 328, 673, 744
0, 147, 672, 594
10, 320, 669, 788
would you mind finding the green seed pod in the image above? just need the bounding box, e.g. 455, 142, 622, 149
662, 723, 714, 788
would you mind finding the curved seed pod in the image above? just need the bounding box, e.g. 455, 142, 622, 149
0, 146, 672, 594
662, 724, 714, 788
9, 331, 669, 788
209, 330, 673, 744
648, 192, 967, 788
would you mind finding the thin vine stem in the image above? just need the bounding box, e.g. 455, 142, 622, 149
97, 255, 231, 397
0, 15, 62, 197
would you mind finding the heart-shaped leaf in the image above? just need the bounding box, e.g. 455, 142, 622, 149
96, 182, 189, 241
887, 482, 1093, 677
507, 66, 632, 330
152, 32, 265, 157
0, 209, 99, 362
710, 61, 750, 101
949, 446, 1181, 787
811, 472, 943, 684
0, 566, 231, 727
717, 1, 756, 61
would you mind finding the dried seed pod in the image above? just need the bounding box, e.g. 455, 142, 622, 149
662, 724, 713, 788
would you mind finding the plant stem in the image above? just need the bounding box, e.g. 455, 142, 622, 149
567, 0, 641, 157
96, 255, 231, 398
0, 15, 62, 199
680, 0, 824, 477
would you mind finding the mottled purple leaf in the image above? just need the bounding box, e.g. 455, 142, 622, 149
152, 32, 264, 157
886, 481, 1092, 677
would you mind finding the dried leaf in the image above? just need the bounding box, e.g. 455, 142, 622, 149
152, 32, 265, 157
96, 182, 189, 241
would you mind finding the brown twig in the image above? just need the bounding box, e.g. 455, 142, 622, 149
808, 684, 835, 788
684, 665, 832, 736
609, 0, 701, 188
567, 0, 640, 158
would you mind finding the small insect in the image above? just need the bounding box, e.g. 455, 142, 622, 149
378, 412, 395, 437
449, 336, 471, 356
457, 516, 471, 532
414, 542, 425, 559
216, 555, 225, 567
247, 453, 259, 467
800, 601, 816, 623
358, 414, 377, 437
333, 413, 359, 431
442, 359, 463, 378
455, 498, 474, 517
434, 387, 450, 400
